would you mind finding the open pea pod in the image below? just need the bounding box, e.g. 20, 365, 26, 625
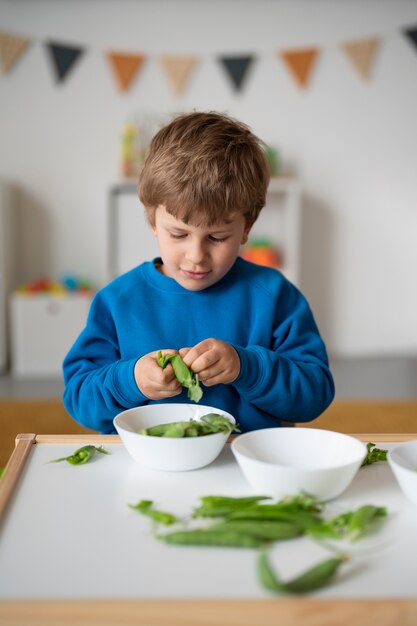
49, 445, 110, 465
157, 351, 203, 403
257, 548, 348, 594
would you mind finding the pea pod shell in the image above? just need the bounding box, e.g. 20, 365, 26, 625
158, 529, 265, 548
208, 520, 301, 541
258, 550, 346, 594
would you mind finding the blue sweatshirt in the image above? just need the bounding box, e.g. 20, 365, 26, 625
62, 257, 334, 433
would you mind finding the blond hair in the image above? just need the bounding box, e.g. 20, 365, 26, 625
139, 111, 270, 227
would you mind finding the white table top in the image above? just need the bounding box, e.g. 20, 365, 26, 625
0, 435, 416, 602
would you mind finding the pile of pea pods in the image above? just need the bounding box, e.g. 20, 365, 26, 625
129, 494, 388, 594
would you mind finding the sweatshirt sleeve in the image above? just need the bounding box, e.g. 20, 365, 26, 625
62, 292, 146, 433
232, 280, 335, 424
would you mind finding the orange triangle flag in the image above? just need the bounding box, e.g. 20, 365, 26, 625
280, 47, 319, 88
106, 52, 146, 92
341, 37, 379, 80
159, 55, 198, 95
0, 31, 31, 74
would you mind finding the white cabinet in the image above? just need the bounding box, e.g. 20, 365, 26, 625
10, 293, 92, 378
108, 177, 301, 284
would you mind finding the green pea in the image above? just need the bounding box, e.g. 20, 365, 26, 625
257, 548, 347, 594
49, 445, 110, 465
158, 528, 265, 548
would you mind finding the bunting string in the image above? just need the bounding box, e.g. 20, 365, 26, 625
0, 24, 416, 93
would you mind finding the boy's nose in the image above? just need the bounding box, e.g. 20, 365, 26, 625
186, 240, 206, 265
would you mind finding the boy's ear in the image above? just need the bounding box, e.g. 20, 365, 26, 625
241, 222, 252, 245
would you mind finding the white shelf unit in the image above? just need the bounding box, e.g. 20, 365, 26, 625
247, 176, 301, 285
108, 176, 301, 284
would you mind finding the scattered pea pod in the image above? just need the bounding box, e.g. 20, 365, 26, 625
49, 445, 110, 465
131, 492, 388, 595
157, 351, 203, 403
158, 528, 265, 548
307, 504, 387, 541
129, 500, 178, 526
206, 520, 302, 541
192, 495, 271, 518
361, 442, 388, 466
257, 548, 347, 594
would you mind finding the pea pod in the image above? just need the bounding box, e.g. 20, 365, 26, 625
226, 507, 321, 531
49, 445, 110, 465
307, 505, 387, 541
157, 351, 203, 403
361, 442, 388, 467
347, 505, 387, 541
158, 528, 265, 548
192, 495, 272, 518
129, 500, 178, 526
138, 415, 236, 438
257, 548, 347, 594
207, 520, 302, 541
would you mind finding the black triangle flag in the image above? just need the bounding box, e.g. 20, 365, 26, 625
46, 41, 85, 82
218, 55, 255, 91
403, 25, 417, 52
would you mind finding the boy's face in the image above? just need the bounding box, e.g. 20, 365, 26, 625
151, 205, 251, 291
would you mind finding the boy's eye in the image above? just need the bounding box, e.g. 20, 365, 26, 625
209, 235, 229, 243
170, 232, 187, 239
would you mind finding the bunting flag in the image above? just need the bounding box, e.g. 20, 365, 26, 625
280, 47, 319, 88
341, 37, 380, 80
45, 41, 85, 83
0, 31, 31, 75
2, 23, 417, 93
403, 25, 417, 51
106, 52, 146, 92
159, 55, 198, 96
218, 55, 255, 91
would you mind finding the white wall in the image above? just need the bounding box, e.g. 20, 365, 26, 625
1, 0, 417, 356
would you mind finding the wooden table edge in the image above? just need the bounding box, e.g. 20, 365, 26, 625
0, 597, 416, 626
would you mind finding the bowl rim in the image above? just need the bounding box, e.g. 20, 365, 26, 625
387, 440, 417, 472
231, 427, 367, 472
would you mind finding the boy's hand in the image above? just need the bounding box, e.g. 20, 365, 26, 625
179, 339, 240, 387
134, 350, 182, 400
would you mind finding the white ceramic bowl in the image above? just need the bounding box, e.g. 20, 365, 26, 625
114, 403, 235, 471
231, 427, 367, 501
388, 440, 417, 505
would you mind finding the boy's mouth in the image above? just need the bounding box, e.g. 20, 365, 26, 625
181, 269, 211, 280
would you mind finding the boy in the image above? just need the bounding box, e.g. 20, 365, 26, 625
63, 111, 334, 433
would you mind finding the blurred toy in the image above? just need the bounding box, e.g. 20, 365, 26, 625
119, 110, 168, 179
16, 274, 95, 296
240, 238, 283, 269
121, 124, 138, 178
